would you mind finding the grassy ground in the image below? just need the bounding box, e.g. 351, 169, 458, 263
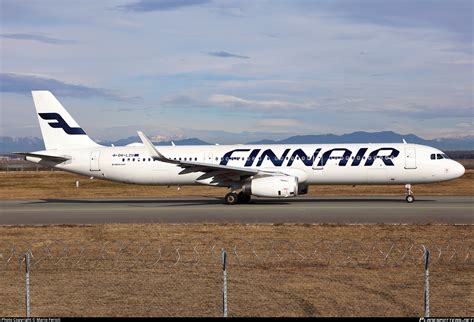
0, 169, 472, 316
0, 170, 472, 199
0, 224, 472, 317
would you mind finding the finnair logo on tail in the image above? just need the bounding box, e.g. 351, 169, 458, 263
38, 113, 86, 135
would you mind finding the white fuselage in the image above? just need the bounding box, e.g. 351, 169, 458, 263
27, 143, 465, 187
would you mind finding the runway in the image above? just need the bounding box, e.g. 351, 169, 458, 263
0, 196, 472, 225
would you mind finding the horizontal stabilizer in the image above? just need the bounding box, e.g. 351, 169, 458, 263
14, 152, 70, 162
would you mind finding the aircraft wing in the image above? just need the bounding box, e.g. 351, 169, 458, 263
137, 131, 271, 177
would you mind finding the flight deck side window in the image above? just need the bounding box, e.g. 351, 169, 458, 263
431, 154, 436, 160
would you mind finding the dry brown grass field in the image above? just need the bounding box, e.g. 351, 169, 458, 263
0, 224, 472, 317
0, 168, 472, 316
0, 169, 472, 200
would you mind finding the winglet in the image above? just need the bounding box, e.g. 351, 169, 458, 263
137, 131, 171, 162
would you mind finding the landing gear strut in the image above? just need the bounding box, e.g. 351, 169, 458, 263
224, 191, 251, 205
405, 184, 415, 203
238, 191, 251, 204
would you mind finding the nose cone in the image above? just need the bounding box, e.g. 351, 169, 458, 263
453, 161, 465, 178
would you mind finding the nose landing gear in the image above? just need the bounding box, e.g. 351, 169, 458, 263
405, 184, 415, 203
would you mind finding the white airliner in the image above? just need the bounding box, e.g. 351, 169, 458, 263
17, 91, 465, 204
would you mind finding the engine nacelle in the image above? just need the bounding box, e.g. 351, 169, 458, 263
242, 176, 298, 198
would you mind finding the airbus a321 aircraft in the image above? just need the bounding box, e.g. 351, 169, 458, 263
17, 91, 465, 205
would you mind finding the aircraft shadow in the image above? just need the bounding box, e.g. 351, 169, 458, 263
27, 197, 436, 206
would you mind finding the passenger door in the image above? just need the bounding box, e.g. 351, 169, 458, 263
404, 147, 417, 169
90, 151, 101, 171
312, 155, 323, 170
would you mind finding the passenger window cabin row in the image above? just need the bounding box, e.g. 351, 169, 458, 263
121, 155, 395, 163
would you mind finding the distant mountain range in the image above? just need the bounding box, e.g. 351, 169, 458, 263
100, 136, 209, 147
0, 136, 211, 153
247, 131, 474, 151
1, 131, 473, 153
0, 136, 44, 154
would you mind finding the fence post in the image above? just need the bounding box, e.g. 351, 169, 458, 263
25, 251, 31, 318
222, 248, 228, 318
423, 245, 430, 317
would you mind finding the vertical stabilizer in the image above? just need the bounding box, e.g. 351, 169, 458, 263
32, 91, 101, 150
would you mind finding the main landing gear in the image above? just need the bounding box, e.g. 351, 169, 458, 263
225, 191, 251, 205
405, 184, 415, 203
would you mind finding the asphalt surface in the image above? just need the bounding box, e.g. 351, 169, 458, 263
0, 196, 473, 225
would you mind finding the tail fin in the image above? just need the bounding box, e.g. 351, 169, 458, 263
32, 91, 101, 150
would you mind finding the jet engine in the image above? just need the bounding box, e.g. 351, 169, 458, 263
242, 176, 298, 198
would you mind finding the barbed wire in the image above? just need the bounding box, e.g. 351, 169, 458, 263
0, 238, 471, 272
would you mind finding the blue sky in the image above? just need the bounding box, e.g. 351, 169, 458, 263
0, 0, 472, 143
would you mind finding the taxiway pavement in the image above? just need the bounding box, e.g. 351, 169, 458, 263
0, 196, 472, 225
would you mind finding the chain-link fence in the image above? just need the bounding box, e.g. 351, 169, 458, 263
0, 238, 471, 272
1, 237, 472, 317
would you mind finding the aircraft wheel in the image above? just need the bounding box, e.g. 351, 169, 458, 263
238, 191, 251, 204
225, 192, 239, 205
405, 195, 415, 203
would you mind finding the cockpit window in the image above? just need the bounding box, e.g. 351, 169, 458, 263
431, 153, 449, 160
